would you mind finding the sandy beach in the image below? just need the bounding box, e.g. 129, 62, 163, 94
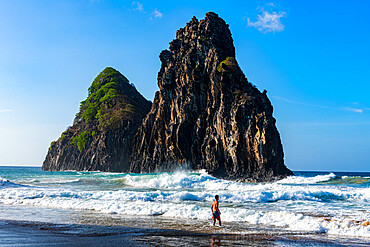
2, 218, 369, 247
0, 220, 139, 247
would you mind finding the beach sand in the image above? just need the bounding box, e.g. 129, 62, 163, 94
2, 219, 365, 247
1, 204, 369, 246
0, 220, 138, 246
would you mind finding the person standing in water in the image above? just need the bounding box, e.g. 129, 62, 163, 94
211, 195, 221, 226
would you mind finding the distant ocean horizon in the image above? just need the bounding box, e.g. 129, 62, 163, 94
2, 164, 369, 173
0, 166, 369, 245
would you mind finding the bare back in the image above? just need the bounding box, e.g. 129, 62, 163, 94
211, 200, 219, 212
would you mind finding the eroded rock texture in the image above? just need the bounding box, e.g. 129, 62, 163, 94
129, 12, 293, 181
42, 67, 151, 172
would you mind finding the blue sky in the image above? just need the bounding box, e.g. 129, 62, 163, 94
0, 0, 369, 171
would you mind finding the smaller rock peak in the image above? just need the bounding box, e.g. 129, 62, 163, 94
102, 66, 116, 73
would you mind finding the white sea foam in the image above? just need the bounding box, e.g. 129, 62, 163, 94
121, 172, 370, 203
122, 172, 219, 189
276, 173, 336, 184
0, 177, 23, 187
0, 177, 9, 186
1, 186, 369, 237
1, 183, 368, 206
1, 171, 369, 238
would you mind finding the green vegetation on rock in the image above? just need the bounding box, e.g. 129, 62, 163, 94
199, 35, 209, 42
71, 131, 94, 152
77, 67, 134, 129
49, 141, 56, 151
97, 103, 134, 129
87, 67, 128, 96
58, 131, 67, 142
217, 57, 233, 73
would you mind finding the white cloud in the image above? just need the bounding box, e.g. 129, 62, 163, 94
132, 1, 145, 13
247, 9, 286, 33
271, 96, 332, 110
130, 2, 162, 20
0, 109, 12, 113
152, 9, 163, 18
343, 107, 363, 113
272, 96, 366, 114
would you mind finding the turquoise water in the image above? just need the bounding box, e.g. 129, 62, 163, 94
0, 166, 369, 242
294, 171, 370, 187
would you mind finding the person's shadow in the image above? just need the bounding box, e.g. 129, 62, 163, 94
210, 236, 221, 247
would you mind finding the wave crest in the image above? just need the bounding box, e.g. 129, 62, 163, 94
276, 173, 336, 185
0, 177, 23, 188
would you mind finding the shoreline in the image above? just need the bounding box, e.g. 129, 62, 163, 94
0, 220, 138, 247
1, 219, 368, 247
1, 168, 369, 246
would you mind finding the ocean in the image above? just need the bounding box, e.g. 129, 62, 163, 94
0, 166, 369, 246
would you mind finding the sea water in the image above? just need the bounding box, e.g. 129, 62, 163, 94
0, 166, 369, 243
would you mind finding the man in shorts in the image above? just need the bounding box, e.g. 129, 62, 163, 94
211, 195, 221, 226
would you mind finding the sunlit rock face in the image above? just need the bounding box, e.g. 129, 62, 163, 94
129, 12, 293, 181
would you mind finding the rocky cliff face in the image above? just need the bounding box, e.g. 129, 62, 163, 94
43, 12, 292, 181
42, 67, 151, 172
129, 12, 293, 181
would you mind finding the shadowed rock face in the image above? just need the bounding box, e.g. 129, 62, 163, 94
42, 67, 151, 172
129, 12, 293, 181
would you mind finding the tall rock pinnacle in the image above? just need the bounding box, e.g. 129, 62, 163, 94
129, 12, 293, 181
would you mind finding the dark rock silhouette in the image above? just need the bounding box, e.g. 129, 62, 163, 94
42, 67, 151, 172
129, 12, 293, 181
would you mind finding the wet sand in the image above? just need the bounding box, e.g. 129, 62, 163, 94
2, 219, 367, 247
0, 220, 138, 246
1, 205, 368, 246
1, 220, 274, 247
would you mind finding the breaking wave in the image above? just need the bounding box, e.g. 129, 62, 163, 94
1, 170, 369, 238
0, 177, 24, 187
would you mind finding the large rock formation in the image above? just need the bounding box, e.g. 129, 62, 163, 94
42, 67, 151, 172
43, 12, 292, 181
129, 12, 293, 181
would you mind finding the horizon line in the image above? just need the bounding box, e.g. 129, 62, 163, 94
0, 165, 368, 173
